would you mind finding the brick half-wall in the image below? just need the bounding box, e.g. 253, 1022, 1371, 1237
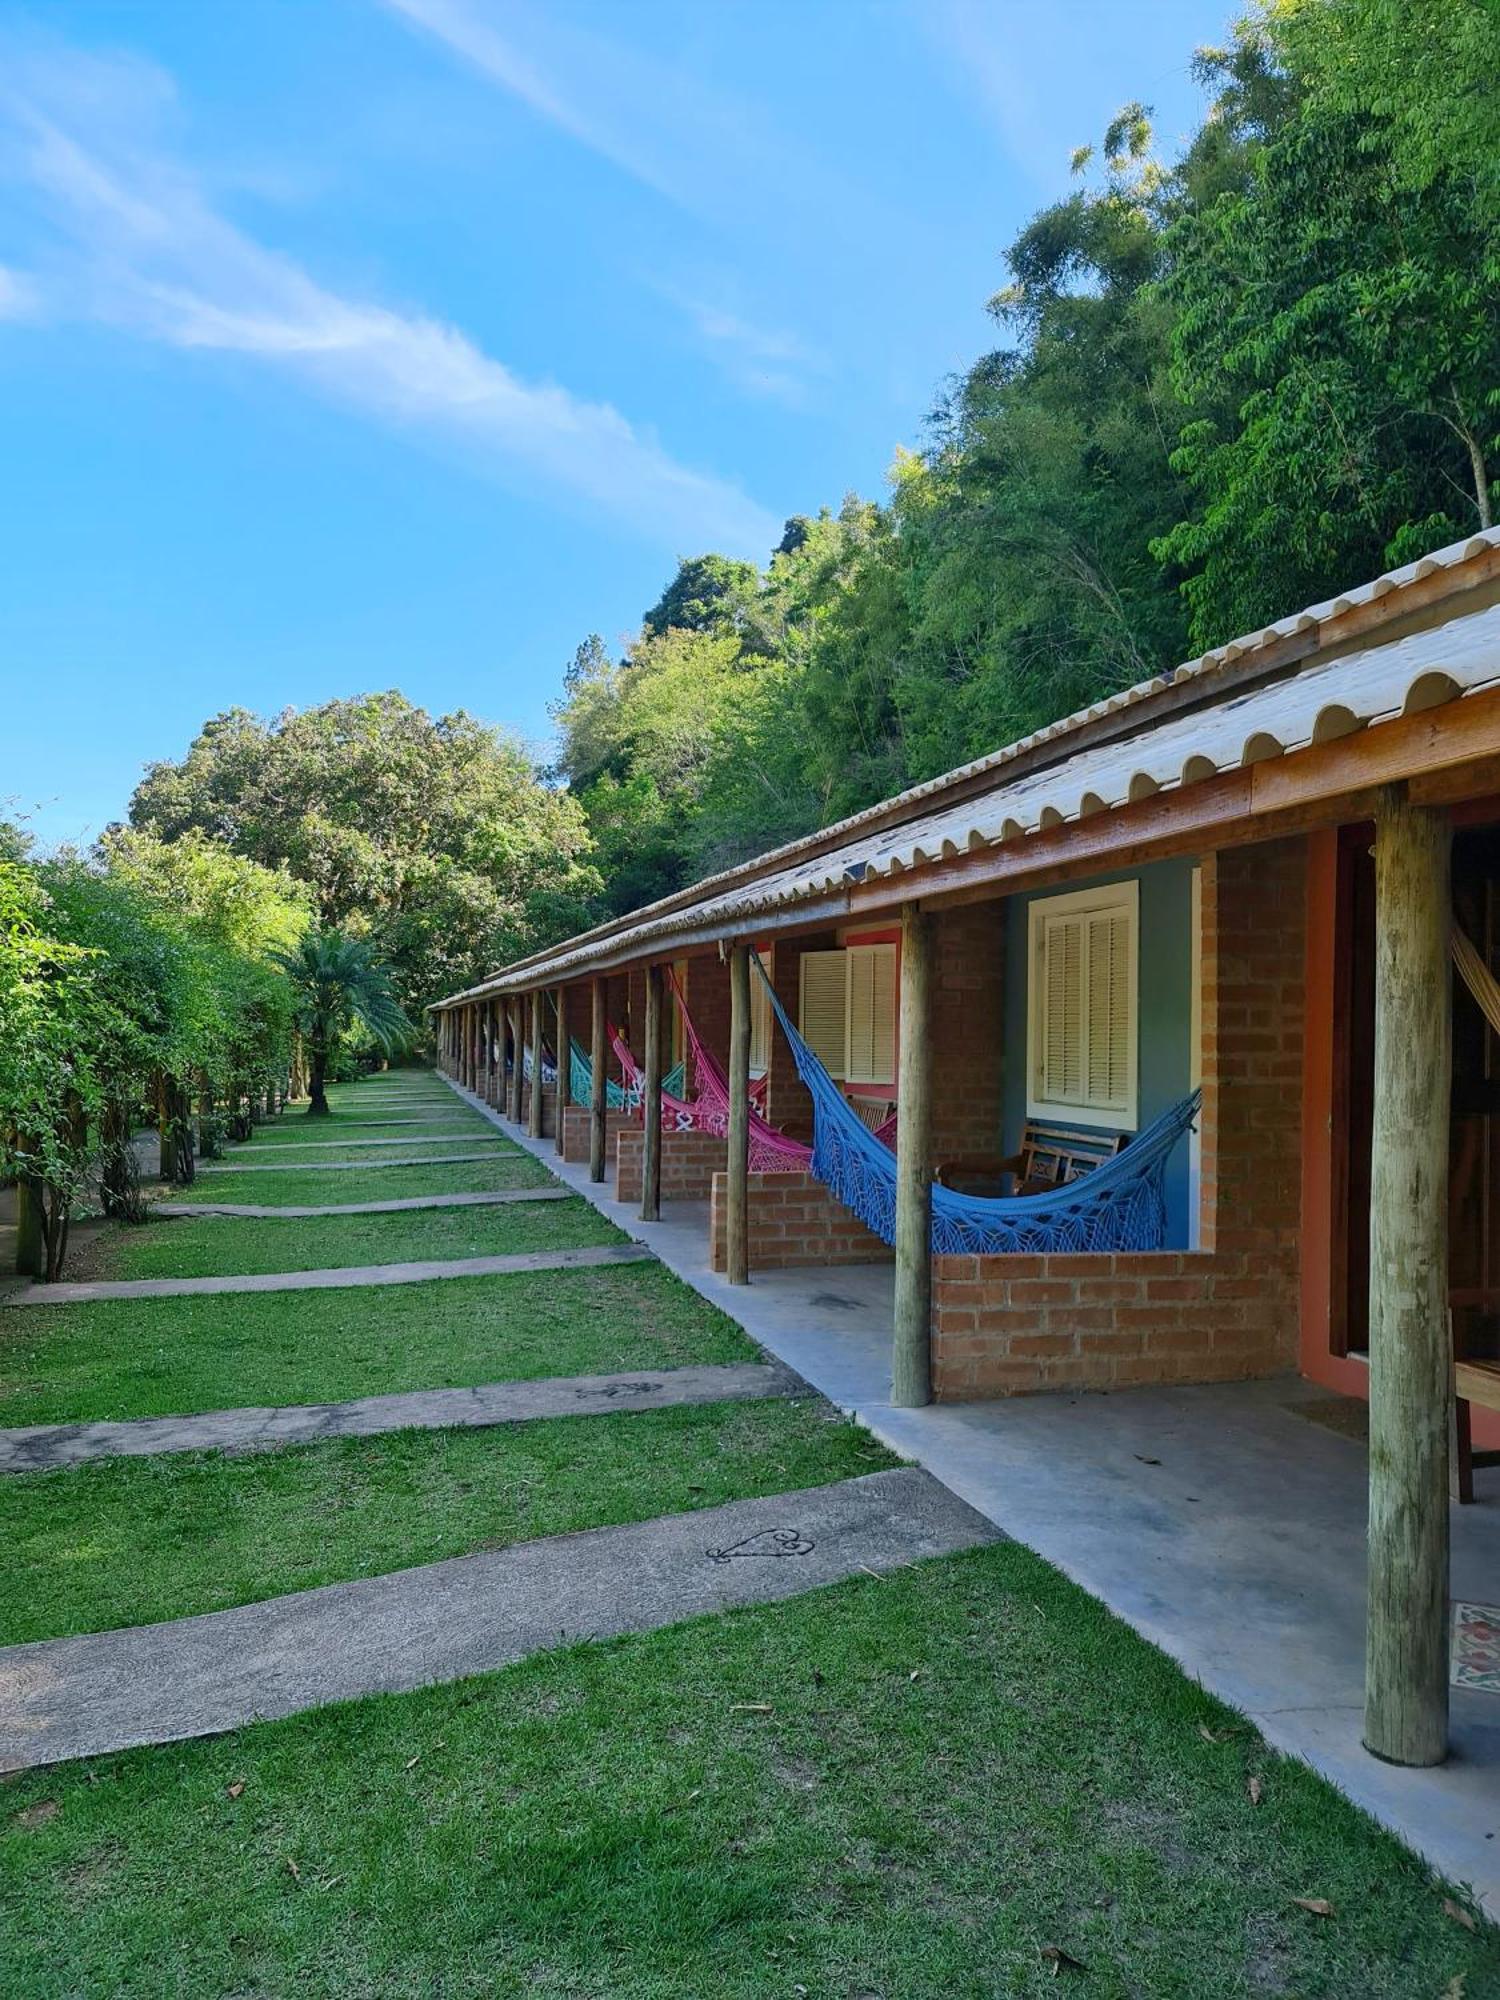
519, 1081, 558, 1137
709, 1169, 892, 1271
930, 836, 1307, 1400
560, 1105, 635, 1165
615, 1127, 725, 1204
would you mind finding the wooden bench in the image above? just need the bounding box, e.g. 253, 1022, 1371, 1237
936, 1120, 1127, 1200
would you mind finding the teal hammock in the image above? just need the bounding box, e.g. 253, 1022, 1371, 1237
569, 1040, 684, 1110
753, 955, 1199, 1256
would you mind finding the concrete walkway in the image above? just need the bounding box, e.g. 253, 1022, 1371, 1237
197, 1151, 510, 1176
156, 1188, 575, 1220
0, 1468, 995, 1769
6, 1242, 650, 1305
0, 1360, 797, 1473
446, 1073, 1500, 1913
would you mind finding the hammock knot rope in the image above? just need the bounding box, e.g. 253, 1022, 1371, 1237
750, 950, 1199, 1256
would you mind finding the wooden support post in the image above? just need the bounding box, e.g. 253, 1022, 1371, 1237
726, 944, 751, 1285
555, 984, 570, 1155
1364, 785, 1452, 1768
589, 978, 608, 1182
528, 990, 545, 1138
642, 963, 663, 1221
893, 901, 935, 1408
507, 1001, 524, 1123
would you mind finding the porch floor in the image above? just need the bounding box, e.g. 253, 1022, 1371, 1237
454, 1080, 1500, 1913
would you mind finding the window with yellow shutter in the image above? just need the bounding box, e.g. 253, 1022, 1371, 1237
799, 950, 848, 1079
1027, 882, 1138, 1129
845, 941, 897, 1086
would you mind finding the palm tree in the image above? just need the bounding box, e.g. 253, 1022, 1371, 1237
271, 932, 411, 1115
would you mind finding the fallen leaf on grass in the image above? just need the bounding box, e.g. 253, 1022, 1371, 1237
731, 1703, 773, 1715
1291, 1897, 1334, 1918
1442, 1975, 1466, 2000
662, 1790, 702, 1814
226, 1781, 245, 1801
1247, 1775, 1263, 1806
908, 1670, 923, 1683
12, 1799, 58, 1830
1040, 1943, 1088, 1973
1444, 1898, 1477, 1931
1197, 1724, 1238, 1743
403, 1755, 421, 1771
286, 1858, 301, 1883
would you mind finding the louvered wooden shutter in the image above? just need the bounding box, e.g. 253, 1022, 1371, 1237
799, 951, 848, 1078
1032, 888, 1136, 1122
749, 960, 772, 1074
846, 942, 896, 1085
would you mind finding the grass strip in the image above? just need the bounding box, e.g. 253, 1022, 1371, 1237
72, 1201, 622, 1282
0, 1398, 881, 1643
0, 1263, 756, 1426
1, 1543, 1491, 1998
181, 1159, 553, 1207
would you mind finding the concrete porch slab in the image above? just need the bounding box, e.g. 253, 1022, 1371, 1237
444, 1074, 1500, 1913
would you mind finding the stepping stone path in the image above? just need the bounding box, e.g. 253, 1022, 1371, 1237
0, 1361, 797, 1473
0, 1470, 997, 1768
158, 1188, 575, 1220
7, 1242, 650, 1305
196, 1151, 510, 1174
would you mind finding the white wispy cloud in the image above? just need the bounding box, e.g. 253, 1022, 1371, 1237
0, 262, 39, 317
0, 39, 780, 555
660, 288, 827, 407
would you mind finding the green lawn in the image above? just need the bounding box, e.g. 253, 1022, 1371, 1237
0, 1399, 880, 1643
224, 1120, 497, 1148
182, 1156, 553, 1206
0, 1264, 755, 1425
2, 1544, 1492, 2000
74, 1198, 623, 1280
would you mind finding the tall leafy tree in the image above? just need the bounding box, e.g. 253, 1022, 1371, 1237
271, 932, 411, 1116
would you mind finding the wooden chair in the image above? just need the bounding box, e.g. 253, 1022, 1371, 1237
936, 1120, 1127, 1200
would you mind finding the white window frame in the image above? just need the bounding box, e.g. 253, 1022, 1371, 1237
1026, 880, 1139, 1131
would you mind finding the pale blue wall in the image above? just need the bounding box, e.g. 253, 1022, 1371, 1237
1000, 857, 1197, 1247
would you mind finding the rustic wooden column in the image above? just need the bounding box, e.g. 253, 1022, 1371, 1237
726, 944, 751, 1284
506, 1001, 523, 1122
555, 984, 570, 1155
641, 963, 663, 1221
1364, 785, 1452, 1768
470, 1006, 481, 1090
484, 999, 497, 1103
893, 902, 935, 1408
528, 991, 545, 1138
589, 977, 608, 1182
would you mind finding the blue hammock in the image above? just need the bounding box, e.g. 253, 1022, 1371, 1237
753, 955, 1199, 1256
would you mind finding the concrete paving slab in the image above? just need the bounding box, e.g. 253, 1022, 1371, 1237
221, 1133, 495, 1152
155, 1188, 576, 1220
0, 1361, 798, 1472
443, 1072, 1500, 1914
0, 1468, 996, 1768
5, 1242, 651, 1305
196, 1152, 511, 1175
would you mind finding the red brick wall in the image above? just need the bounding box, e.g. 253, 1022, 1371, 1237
519, 1081, 558, 1137
560, 1105, 635, 1165
615, 1127, 725, 1203
932, 837, 1308, 1400
931, 903, 1005, 1164
685, 953, 730, 1073
709, 1169, 893, 1270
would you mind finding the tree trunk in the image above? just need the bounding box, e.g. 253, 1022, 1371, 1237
641, 964, 662, 1222
308, 1041, 331, 1116
726, 946, 751, 1285
14, 1170, 43, 1278
589, 979, 607, 1183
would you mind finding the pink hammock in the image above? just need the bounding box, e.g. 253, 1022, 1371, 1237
617, 985, 813, 1173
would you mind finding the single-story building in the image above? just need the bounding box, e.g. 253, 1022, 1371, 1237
434, 527, 1500, 1774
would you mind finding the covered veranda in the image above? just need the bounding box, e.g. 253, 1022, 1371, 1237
436, 528, 1500, 1817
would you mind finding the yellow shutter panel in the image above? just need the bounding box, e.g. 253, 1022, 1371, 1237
1084, 910, 1131, 1111
799, 951, 848, 1078
846, 942, 896, 1085
749, 960, 772, 1074
1041, 915, 1084, 1102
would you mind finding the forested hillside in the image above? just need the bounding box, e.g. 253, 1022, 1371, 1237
553, 0, 1499, 919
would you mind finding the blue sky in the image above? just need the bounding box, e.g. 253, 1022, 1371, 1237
0, 0, 1228, 848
